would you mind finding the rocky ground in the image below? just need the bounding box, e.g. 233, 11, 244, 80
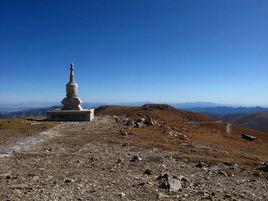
0, 113, 268, 200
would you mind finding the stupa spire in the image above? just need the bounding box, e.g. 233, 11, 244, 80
70, 63, 75, 82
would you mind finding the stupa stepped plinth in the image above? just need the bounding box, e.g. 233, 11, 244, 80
47, 64, 94, 121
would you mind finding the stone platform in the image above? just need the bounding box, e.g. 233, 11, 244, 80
47, 109, 94, 122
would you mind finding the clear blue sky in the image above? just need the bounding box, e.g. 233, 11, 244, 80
0, 0, 267, 106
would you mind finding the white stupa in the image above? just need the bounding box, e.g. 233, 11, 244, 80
61, 63, 83, 110
47, 63, 94, 121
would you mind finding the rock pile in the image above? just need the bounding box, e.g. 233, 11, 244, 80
119, 115, 156, 128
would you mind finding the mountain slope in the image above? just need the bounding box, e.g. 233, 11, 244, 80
96, 104, 268, 167
222, 112, 268, 132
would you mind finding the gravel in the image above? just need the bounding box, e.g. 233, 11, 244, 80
0, 116, 267, 200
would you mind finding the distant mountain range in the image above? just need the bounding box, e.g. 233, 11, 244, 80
172, 102, 224, 109
1, 102, 268, 133
0, 106, 60, 119
183, 106, 268, 116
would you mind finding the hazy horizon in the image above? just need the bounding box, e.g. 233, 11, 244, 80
0, 101, 267, 109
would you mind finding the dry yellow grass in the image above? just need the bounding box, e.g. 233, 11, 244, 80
0, 118, 57, 144
96, 104, 268, 169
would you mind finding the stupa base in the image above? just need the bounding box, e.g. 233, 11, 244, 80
47, 109, 94, 122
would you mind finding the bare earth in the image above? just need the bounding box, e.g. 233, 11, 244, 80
0, 111, 268, 200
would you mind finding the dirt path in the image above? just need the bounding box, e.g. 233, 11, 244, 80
0, 116, 267, 201
0, 124, 63, 157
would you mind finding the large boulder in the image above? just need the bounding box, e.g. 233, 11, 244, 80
158, 173, 182, 192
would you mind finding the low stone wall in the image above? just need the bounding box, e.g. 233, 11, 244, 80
47, 109, 94, 122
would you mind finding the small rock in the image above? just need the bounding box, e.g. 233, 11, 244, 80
118, 192, 125, 197
204, 176, 210, 180
46, 147, 52, 152
32, 176, 40, 181
258, 162, 268, 172
139, 117, 146, 122
158, 173, 170, 189
161, 164, 167, 169
181, 134, 189, 141
239, 193, 247, 199
224, 193, 233, 199
116, 158, 124, 164
158, 192, 170, 199
120, 129, 128, 136
144, 168, 152, 175
133, 182, 146, 187
252, 171, 262, 176
130, 155, 142, 162
0, 172, 12, 179
169, 177, 182, 192
11, 183, 28, 189
2, 173, 17, 180
146, 115, 155, 126
136, 122, 146, 128
88, 156, 97, 162
241, 133, 256, 141
158, 173, 169, 180
198, 190, 210, 198
219, 170, 228, 177
26, 186, 33, 192
13, 189, 22, 196
87, 193, 94, 201
58, 147, 66, 153
64, 178, 74, 183
179, 175, 189, 183
196, 162, 206, 168
126, 119, 136, 126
